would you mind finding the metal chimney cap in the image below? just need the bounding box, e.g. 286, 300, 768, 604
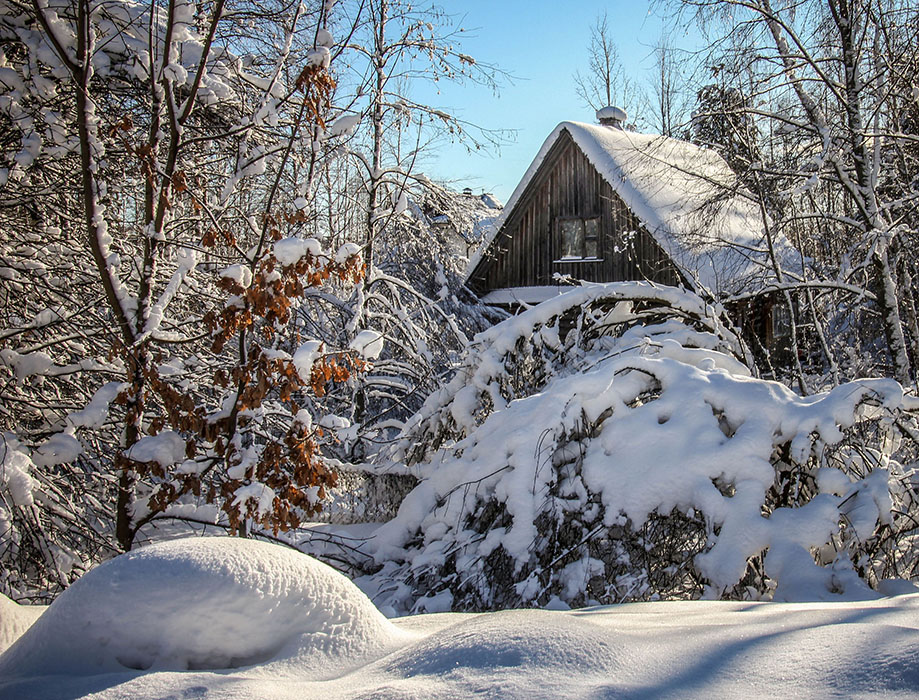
596, 106, 627, 127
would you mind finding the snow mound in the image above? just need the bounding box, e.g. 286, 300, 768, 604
0, 537, 401, 679
0, 595, 43, 654
382, 610, 629, 677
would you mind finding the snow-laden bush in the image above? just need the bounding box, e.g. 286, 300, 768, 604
366, 283, 919, 613
0, 433, 103, 600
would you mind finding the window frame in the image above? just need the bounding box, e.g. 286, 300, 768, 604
554, 216, 602, 262
771, 302, 792, 339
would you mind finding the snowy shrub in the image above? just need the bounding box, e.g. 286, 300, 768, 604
0, 433, 107, 601
289, 267, 497, 525
366, 283, 919, 612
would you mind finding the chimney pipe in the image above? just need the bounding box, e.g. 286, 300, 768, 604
596, 106, 627, 129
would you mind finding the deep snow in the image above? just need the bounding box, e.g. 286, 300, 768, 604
2, 537, 919, 699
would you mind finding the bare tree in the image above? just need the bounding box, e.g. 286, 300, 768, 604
666, 0, 919, 384
647, 36, 690, 136
574, 12, 642, 114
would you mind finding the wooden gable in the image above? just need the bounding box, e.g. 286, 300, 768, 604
466, 129, 685, 297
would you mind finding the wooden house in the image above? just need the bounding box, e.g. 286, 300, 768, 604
464, 113, 800, 353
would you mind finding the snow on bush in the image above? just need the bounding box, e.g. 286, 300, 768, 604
350, 329, 385, 360
0, 537, 403, 679
273, 237, 323, 266
124, 431, 187, 467
367, 283, 919, 613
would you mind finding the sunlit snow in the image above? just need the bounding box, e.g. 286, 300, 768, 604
2, 537, 919, 700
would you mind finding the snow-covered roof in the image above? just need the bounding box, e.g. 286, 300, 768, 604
479, 193, 503, 210
467, 122, 800, 296
479, 286, 570, 306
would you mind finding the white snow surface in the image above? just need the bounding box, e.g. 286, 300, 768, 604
0, 538, 403, 684
0, 596, 43, 655
350, 329, 384, 360
3, 537, 919, 699
467, 122, 801, 296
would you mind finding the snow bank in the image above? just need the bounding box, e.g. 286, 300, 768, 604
0, 537, 403, 679
0, 595, 43, 654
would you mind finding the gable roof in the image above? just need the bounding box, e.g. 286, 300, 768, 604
466, 121, 800, 297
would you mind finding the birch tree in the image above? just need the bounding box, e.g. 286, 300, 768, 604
285, 0, 505, 461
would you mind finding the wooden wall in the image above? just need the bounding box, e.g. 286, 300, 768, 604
467, 129, 684, 295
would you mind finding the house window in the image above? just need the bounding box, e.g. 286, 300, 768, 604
772, 303, 792, 338
557, 217, 601, 260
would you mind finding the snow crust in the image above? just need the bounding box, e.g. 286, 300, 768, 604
0, 537, 403, 681
467, 122, 801, 296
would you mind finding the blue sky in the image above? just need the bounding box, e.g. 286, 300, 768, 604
413, 1, 699, 202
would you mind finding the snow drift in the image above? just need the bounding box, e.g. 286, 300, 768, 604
0, 595, 43, 655
3, 534, 919, 699
9, 593, 919, 699
0, 537, 403, 679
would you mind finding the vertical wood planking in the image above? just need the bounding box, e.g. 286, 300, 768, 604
468, 127, 686, 295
